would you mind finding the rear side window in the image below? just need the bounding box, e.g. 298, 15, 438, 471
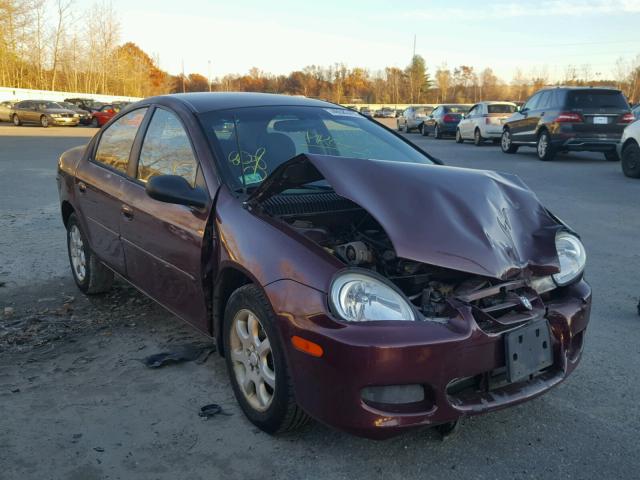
94, 108, 147, 174
488, 104, 516, 114
137, 108, 198, 186
566, 91, 629, 110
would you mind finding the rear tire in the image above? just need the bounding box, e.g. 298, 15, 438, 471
455, 129, 463, 143
434, 124, 442, 139
473, 128, 484, 146
604, 150, 620, 162
40, 115, 49, 128
91, 117, 99, 128
66, 213, 114, 294
621, 142, 640, 178
224, 284, 310, 434
536, 131, 556, 161
501, 130, 519, 153
12, 114, 21, 126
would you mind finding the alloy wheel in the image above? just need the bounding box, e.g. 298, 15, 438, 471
69, 225, 86, 282
229, 308, 276, 412
537, 133, 548, 158
501, 131, 511, 150
41, 116, 49, 127
13, 115, 20, 126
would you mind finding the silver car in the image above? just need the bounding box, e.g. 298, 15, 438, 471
10, 100, 80, 127
0, 100, 17, 122
618, 117, 640, 178
396, 105, 435, 133
456, 101, 517, 145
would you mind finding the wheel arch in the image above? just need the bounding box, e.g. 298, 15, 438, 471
213, 264, 260, 356
61, 201, 75, 227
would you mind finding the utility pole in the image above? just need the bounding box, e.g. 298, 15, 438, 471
181, 59, 185, 93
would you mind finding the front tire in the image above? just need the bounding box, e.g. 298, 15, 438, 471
12, 114, 21, 126
91, 117, 99, 128
536, 130, 556, 161
40, 115, 49, 128
66, 213, 114, 294
501, 130, 519, 153
455, 129, 463, 143
224, 284, 309, 434
621, 142, 640, 178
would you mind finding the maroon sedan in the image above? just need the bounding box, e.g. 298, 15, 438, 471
57, 93, 591, 439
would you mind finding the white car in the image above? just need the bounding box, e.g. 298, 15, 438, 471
456, 101, 518, 146
618, 118, 640, 178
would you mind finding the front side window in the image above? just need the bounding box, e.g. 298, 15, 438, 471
199, 106, 434, 190
523, 93, 541, 111
137, 108, 198, 185
94, 108, 147, 174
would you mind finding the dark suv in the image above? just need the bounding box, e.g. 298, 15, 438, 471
500, 87, 634, 161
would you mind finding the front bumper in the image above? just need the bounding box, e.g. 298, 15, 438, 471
439, 121, 460, 134
51, 117, 79, 126
265, 279, 591, 439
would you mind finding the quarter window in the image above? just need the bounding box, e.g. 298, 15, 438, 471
137, 108, 198, 185
94, 108, 147, 174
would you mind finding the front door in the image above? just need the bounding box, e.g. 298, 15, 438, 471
74, 108, 149, 274
118, 107, 211, 331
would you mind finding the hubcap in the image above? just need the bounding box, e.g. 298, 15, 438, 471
538, 134, 548, 157
42, 117, 48, 127
69, 225, 86, 282
13, 116, 19, 125
230, 309, 275, 412
502, 131, 511, 150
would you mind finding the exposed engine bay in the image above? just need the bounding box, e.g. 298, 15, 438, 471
262, 191, 548, 326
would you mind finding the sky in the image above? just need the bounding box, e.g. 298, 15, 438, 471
113, 0, 640, 82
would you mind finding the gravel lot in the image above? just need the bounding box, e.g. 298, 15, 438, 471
1, 120, 639, 480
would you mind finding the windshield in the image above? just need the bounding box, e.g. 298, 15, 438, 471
414, 107, 433, 115
199, 105, 434, 190
566, 90, 628, 110
488, 104, 516, 114
444, 105, 470, 113
36, 101, 62, 110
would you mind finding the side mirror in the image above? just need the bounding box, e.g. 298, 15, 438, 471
145, 175, 208, 209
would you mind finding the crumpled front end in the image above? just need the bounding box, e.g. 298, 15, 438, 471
265, 277, 591, 439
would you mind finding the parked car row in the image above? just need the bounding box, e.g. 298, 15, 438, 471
1, 97, 132, 128
397, 87, 639, 179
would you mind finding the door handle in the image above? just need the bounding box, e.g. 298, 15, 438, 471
121, 205, 134, 220
78, 181, 87, 193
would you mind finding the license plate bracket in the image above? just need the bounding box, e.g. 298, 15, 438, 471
504, 320, 553, 383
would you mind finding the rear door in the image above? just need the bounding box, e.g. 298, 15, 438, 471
74, 108, 149, 274
118, 106, 211, 331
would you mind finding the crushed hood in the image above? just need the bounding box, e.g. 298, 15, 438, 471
248, 154, 562, 280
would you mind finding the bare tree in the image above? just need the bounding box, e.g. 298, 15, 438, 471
50, 0, 74, 90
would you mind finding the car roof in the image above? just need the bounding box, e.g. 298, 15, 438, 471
142, 92, 338, 113
478, 101, 517, 105
541, 86, 621, 92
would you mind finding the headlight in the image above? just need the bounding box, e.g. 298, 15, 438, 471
553, 232, 586, 286
73, 113, 79, 118
330, 270, 416, 322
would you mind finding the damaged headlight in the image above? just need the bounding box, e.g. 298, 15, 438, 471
553, 232, 586, 286
330, 270, 416, 322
